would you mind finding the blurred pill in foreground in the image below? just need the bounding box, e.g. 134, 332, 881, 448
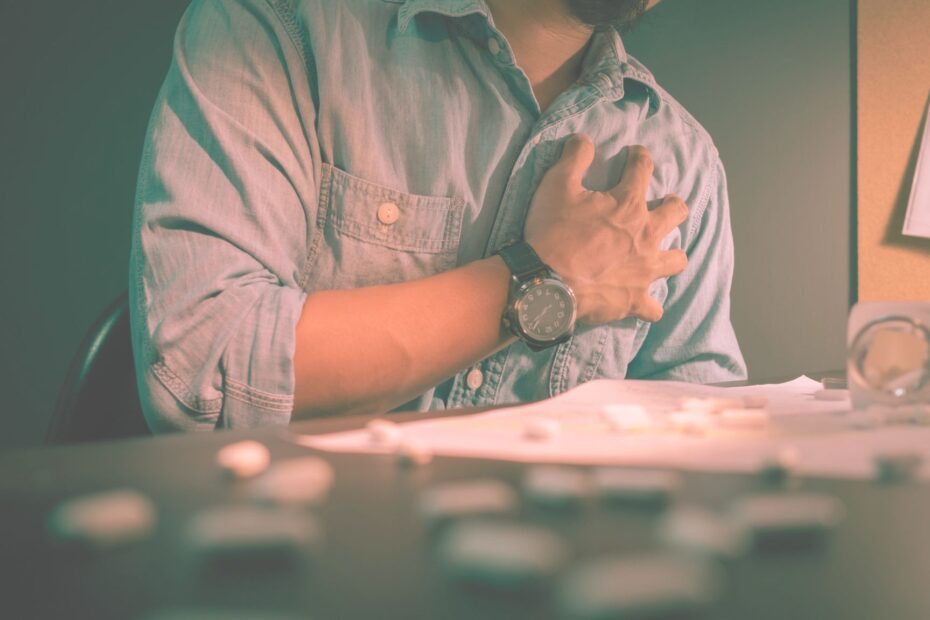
558, 553, 721, 620
248, 457, 334, 505
730, 492, 845, 550
439, 520, 568, 589
49, 488, 156, 549
186, 506, 321, 564
216, 440, 271, 479
523, 465, 590, 508
419, 479, 518, 525
592, 468, 681, 507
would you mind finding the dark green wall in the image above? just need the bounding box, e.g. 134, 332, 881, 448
0, 0, 852, 448
623, 0, 852, 383
0, 2, 191, 448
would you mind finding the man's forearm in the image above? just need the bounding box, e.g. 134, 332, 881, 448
292, 256, 515, 419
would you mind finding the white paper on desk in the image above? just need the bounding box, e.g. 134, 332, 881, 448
903, 97, 930, 238
298, 376, 930, 482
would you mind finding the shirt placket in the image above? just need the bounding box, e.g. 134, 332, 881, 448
445, 18, 607, 409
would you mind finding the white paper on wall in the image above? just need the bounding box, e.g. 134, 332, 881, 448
902, 97, 930, 239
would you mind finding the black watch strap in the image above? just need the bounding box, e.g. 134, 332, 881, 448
497, 241, 548, 282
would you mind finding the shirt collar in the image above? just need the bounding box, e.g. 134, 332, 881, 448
580, 27, 663, 110
387, 0, 663, 110
390, 0, 489, 33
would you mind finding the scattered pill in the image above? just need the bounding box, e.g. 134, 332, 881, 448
523, 418, 561, 441
186, 506, 320, 563
419, 480, 518, 525
395, 439, 434, 467
438, 520, 568, 589
367, 419, 402, 447
718, 408, 769, 430
601, 404, 653, 433
48, 489, 157, 549
668, 411, 713, 435
814, 389, 850, 402
557, 553, 721, 620
730, 492, 845, 549
592, 468, 681, 506
679, 397, 739, 414
248, 457, 334, 505
873, 451, 923, 483
740, 395, 769, 409
523, 466, 590, 508
658, 506, 748, 559
216, 440, 271, 479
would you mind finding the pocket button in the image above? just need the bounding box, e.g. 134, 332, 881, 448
466, 367, 484, 391
377, 202, 401, 226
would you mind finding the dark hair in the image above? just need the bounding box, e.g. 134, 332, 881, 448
567, 0, 649, 31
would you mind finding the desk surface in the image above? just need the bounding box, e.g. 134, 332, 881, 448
3, 394, 929, 620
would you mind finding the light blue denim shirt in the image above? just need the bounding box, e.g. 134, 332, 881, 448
129, 0, 747, 432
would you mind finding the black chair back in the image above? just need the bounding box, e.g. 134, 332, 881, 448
46, 292, 150, 444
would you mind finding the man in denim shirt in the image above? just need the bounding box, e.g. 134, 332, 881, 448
130, 0, 746, 432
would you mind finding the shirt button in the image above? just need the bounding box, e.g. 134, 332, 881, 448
487, 37, 501, 56
377, 202, 400, 225
466, 367, 484, 391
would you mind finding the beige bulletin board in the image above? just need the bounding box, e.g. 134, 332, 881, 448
858, 0, 930, 300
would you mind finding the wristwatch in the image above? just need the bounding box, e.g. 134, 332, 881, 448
497, 241, 577, 351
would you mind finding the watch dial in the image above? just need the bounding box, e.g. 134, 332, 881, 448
517, 281, 575, 342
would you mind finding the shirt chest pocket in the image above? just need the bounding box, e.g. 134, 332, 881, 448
304, 164, 465, 291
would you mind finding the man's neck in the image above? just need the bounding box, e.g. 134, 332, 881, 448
485, 0, 594, 113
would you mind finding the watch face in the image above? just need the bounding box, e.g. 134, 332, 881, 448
516, 280, 575, 342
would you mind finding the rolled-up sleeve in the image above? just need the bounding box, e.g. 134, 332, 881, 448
627, 153, 748, 383
129, 0, 320, 431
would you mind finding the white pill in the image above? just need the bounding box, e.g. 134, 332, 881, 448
730, 492, 845, 548
523, 418, 561, 441
216, 440, 271, 479
668, 411, 713, 435
247, 457, 334, 505
658, 506, 748, 559
814, 388, 850, 402
186, 506, 320, 561
718, 408, 769, 429
395, 439, 434, 467
367, 419, 402, 447
49, 489, 157, 548
741, 395, 769, 409
873, 451, 923, 482
679, 397, 742, 414
523, 466, 590, 508
678, 398, 715, 414
419, 479, 518, 525
601, 404, 653, 433
593, 468, 681, 506
558, 553, 721, 620
438, 521, 568, 589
